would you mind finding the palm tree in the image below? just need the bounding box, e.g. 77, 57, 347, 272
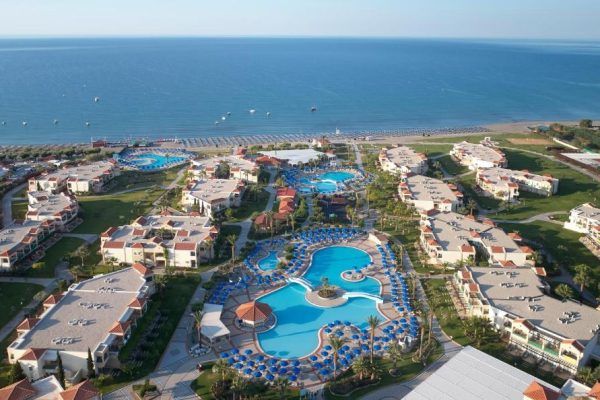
231, 376, 248, 400
329, 335, 346, 380
265, 210, 275, 240
575, 366, 595, 386
463, 316, 494, 347
225, 234, 238, 265
367, 315, 381, 363
212, 358, 231, 382
75, 245, 90, 267
554, 283, 574, 301
466, 199, 478, 216
274, 376, 291, 400
387, 342, 403, 371
192, 310, 203, 343
573, 264, 591, 294
366, 358, 382, 381
352, 356, 369, 380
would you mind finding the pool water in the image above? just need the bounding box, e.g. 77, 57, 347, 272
318, 171, 355, 182
257, 283, 383, 358
314, 180, 337, 193
129, 152, 186, 169
257, 246, 382, 358
258, 251, 279, 271
303, 246, 379, 294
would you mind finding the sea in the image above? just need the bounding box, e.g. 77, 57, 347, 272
0, 37, 599, 145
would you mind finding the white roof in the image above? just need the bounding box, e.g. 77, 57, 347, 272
201, 303, 230, 340
404, 346, 559, 400
31, 375, 63, 399
259, 149, 326, 165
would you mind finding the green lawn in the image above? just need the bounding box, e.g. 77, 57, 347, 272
437, 155, 469, 176
498, 221, 600, 297
490, 149, 600, 220
106, 167, 181, 194
74, 187, 165, 234
230, 189, 270, 221
27, 237, 86, 277
418, 133, 554, 153
0, 282, 44, 328
408, 143, 453, 158
11, 200, 28, 220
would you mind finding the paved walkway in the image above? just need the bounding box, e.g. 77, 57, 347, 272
490, 211, 567, 224
2, 183, 26, 227
62, 233, 99, 244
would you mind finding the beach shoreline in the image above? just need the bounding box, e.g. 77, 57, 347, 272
0, 119, 581, 150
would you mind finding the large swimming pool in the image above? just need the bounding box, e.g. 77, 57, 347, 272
318, 171, 355, 182
257, 246, 383, 358
128, 152, 187, 169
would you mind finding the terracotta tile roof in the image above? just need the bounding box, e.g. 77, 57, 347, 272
561, 339, 585, 352
108, 321, 131, 335
102, 241, 125, 249
522, 381, 560, 400
460, 244, 475, 253
589, 382, 600, 399
235, 300, 273, 322
19, 348, 46, 361
59, 380, 100, 400
490, 245, 505, 253
43, 293, 63, 306
174, 242, 197, 251
0, 379, 36, 400
533, 267, 547, 277
132, 263, 151, 276
16, 317, 40, 331
128, 297, 146, 309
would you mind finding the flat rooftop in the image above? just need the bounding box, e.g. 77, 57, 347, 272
401, 175, 460, 203
562, 152, 600, 169
453, 141, 505, 163
26, 192, 77, 219
381, 146, 426, 169
470, 266, 600, 344
478, 167, 556, 186
404, 346, 559, 400
107, 214, 215, 249
0, 220, 42, 257
13, 267, 148, 353
191, 155, 257, 173
258, 149, 327, 165
36, 161, 115, 182
185, 178, 243, 204
426, 212, 523, 256
570, 202, 600, 220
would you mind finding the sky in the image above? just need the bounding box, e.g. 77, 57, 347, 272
1, 0, 600, 40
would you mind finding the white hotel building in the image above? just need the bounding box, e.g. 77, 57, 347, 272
379, 146, 428, 175
476, 167, 559, 202
453, 266, 600, 373
398, 174, 463, 212
29, 161, 120, 195
450, 141, 508, 171
7, 265, 154, 383
181, 178, 245, 218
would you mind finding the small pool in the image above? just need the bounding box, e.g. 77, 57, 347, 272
314, 180, 338, 193
257, 251, 279, 271
257, 246, 382, 358
318, 171, 355, 182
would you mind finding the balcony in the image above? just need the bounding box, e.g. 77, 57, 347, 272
511, 330, 528, 341
560, 353, 579, 365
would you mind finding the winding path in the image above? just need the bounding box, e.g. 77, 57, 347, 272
2, 183, 26, 227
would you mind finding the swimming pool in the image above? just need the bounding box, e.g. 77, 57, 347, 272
318, 171, 355, 182
257, 246, 383, 358
303, 246, 379, 294
257, 251, 279, 271
128, 152, 187, 169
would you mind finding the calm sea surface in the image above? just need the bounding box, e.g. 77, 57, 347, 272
0, 37, 599, 144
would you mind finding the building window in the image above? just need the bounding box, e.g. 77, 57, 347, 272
190, 251, 195, 256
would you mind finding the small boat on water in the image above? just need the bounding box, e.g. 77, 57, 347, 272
215, 121, 220, 125
85, 121, 91, 127
266, 112, 271, 117
249, 109, 256, 114
94, 96, 100, 103
22, 121, 28, 126
1, 121, 6, 126
227, 112, 232, 116
221, 116, 226, 121
311, 106, 317, 112
53, 119, 59, 125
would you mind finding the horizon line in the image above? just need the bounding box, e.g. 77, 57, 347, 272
0, 34, 599, 42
